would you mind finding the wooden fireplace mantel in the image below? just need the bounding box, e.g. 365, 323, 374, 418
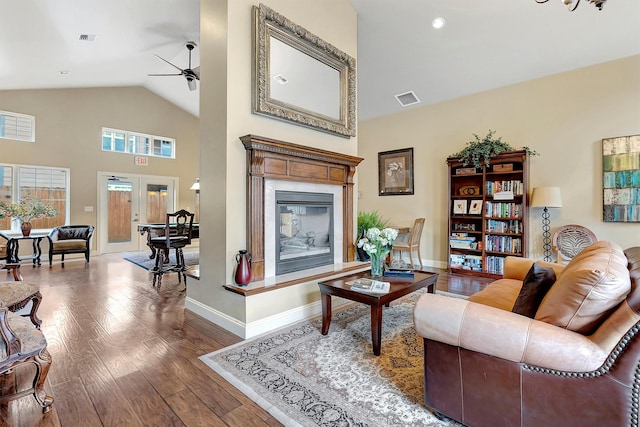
240, 134, 364, 282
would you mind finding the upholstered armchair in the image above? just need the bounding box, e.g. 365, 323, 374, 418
552, 224, 597, 264
0, 281, 42, 328
0, 306, 53, 412
47, 225, 94, 266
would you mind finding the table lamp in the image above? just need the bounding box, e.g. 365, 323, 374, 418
530, 186, 562, 262
190, 178, 200, 221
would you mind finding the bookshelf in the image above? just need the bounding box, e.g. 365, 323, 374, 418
447, 150, 529, 278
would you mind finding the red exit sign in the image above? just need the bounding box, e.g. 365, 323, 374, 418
134, 156, 148, 166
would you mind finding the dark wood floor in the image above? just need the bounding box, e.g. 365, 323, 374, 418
1, 254, 490, 426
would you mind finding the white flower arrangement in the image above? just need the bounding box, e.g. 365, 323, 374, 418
357, 227, 399, 257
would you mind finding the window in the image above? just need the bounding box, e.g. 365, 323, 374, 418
0, 164, 69, 232
102, 128, 175, 159
0, 110, 35, 142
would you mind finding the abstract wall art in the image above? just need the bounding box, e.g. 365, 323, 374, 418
602, 134, 640, 222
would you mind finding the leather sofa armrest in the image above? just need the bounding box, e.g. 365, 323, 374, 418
503, 257, 565, 280
414, 293, 608, 372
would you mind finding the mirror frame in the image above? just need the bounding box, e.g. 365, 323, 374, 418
252, 4, 356, 138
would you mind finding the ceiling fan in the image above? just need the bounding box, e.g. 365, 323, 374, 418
149, 41, 200, 91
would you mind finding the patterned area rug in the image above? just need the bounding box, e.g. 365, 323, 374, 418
200, 289, 461, 427
123, 249, 199, 271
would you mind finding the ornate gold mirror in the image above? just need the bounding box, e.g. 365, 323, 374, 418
252, 4, 356, 138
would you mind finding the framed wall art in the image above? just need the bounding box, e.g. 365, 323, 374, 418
453, 200, 467, 215
602, 135, 640, 222
378, 147, 414, 196
469, 200, 483, 215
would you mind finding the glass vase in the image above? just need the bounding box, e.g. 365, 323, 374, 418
369, 251, 387, 277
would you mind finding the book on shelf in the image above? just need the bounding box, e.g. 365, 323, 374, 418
449, 254, 482, 271
493, 191, 514, 200
449, 234, 477, 249
346, 278, 391, 294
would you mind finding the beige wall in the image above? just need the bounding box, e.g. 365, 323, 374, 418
357, 55, 640, 266
0, 87, 200, 248
190, 0, 357, 332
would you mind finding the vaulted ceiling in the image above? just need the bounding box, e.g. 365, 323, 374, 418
1, 1, 638, 121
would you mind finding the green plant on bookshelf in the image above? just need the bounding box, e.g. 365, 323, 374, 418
448, 130, 538, 169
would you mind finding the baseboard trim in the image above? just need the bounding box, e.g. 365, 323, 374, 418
185, 297, 247, 338
185, 296, 350, 339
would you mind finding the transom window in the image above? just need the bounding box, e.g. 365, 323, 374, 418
0, 164, 69, 232
102, 128, 175, 159
0, 110, 35, 142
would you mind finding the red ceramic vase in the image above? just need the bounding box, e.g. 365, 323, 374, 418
21, 222, 32, 237
235, 250, 252, 285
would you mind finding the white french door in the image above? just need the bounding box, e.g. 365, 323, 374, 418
98, 173, 177, 253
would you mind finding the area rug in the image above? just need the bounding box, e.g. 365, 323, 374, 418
123, 248, 199, 271
200, 289, 461, 427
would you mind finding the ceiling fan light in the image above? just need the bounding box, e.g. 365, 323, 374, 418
187, 76, 197, 91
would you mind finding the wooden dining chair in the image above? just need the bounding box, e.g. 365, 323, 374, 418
392, 218, 425, 269
149, 209, 194, 290
552, 224, 597, 264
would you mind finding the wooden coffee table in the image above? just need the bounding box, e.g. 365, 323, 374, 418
318, 270, 438, 356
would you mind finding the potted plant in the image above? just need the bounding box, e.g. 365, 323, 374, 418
356, 210, 389, 261
0, 197, 58, 236
448, 130, 538, 169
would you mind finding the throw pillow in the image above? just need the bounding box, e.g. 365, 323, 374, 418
512, 263, 556, 318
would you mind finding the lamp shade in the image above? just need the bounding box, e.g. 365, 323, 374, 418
189, 178, 200, 191
530, 186, 562, 208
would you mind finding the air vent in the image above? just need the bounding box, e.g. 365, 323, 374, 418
273, 74, 288, 85
78, 34, 96, 41
395, 91, 421, 107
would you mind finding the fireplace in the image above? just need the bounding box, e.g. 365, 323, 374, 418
276, 191, 334, 274
241, 134, 363, 282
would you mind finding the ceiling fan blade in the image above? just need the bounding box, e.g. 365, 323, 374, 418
191, 66, 200, 79
153, 54, 184, 73
187, 78, 197, 91
148, 73, 183, 77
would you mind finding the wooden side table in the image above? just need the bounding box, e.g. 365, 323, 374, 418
1, 232, 48, 266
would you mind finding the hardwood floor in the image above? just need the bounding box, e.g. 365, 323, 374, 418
1, 254, 490, 426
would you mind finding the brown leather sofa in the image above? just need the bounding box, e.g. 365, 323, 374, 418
414, 241, 640, 426
47, 225, 94, 266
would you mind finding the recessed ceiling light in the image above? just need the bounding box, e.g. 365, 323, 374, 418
59, 70, 71, 75
432, 17, 446, 29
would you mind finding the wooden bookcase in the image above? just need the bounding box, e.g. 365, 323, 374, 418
447, 150, 529, 278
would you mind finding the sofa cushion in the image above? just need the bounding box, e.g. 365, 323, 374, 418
511, 263, 556, 318
535, 241, 631, 334
468, 279, 522, 311
52, 240, 87, 251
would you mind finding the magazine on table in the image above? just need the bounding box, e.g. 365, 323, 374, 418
347, 278, 391, 294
